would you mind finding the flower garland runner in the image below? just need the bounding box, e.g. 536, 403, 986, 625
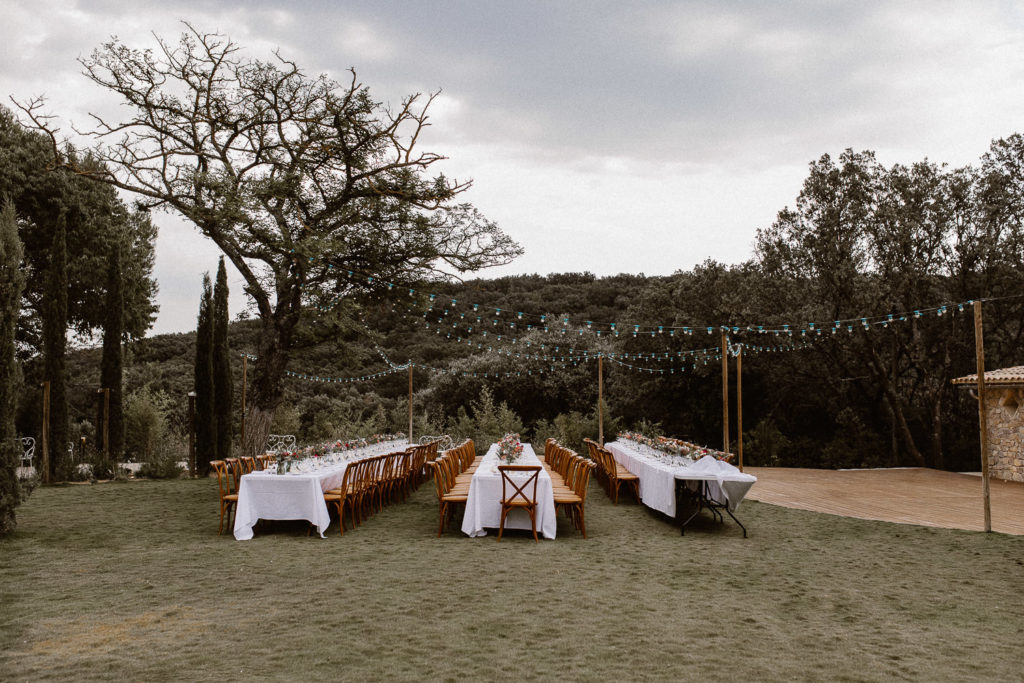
496, 433, 524, 463
274, 432, 406, 473
617, 431, 734, 464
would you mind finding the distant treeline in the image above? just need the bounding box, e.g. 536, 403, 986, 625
19, 140, 1024, 471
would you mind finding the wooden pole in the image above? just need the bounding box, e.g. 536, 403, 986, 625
240, 354, 247, 449
40, 381, 50, 484
973, 300, 992, 533
101, 387, 110, 458
408, 364, 414, 443
737, 344, 743, 472
721, 329, 730, 453
598, 354, 604, 445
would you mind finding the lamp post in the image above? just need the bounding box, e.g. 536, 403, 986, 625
187, 391, 196, 477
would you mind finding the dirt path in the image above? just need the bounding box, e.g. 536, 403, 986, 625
744, 467, 1024, 535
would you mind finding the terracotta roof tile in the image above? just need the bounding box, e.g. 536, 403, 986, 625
952, 365, 1024, 385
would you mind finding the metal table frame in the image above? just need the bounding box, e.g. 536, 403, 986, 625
674, 477, 748, 538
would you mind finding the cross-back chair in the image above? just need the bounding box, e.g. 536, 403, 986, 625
497, 465, 542, 542
426, 459, 468, 537
210, 460, 238, 535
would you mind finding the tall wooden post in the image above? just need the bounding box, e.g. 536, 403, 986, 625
408, 364, 414, 443
187, 392, 196, 477
240, 354, 247, 449
101, 387, 110, 458
721, 329, 730, 453
736, 344, 743, 471
973, 300, 992, 532
40, 381, 50, 484
598, 354, 605, 445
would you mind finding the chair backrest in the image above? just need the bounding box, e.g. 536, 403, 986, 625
19, 437, 35, 466
426, 461, 446, 500
265, 434, 297, 453
561, 453, 580, 488
210, 460, 231, 499
498, 465, 541, 507
224, 458, 243, 493
240, 456, 256, 474
573, 459, 596, 499
597, 446, 617, 482
257, 454, 275, 470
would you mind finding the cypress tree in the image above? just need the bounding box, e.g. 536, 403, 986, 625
0, 201, 25, 534
43, 212, 69, 482
100, 244, 125, 462
213, 257, 233, 461
194, 274, 216, 475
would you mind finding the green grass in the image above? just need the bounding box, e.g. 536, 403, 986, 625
1, 477, 1022, 682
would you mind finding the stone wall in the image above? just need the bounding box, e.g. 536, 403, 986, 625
984, 391, 1024, 482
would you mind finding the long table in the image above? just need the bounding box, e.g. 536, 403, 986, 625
461, 442, 557, 539
606, 440, 757, 535
233, 440, 409, 540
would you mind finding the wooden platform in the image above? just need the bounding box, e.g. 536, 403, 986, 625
743, 467, 1024, 535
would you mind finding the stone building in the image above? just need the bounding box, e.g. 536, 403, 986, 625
952, 366, 1024, 482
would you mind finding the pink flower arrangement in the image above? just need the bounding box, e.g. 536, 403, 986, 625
497, 433, 524, 463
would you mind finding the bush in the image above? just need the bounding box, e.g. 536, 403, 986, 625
125, 387, 185, 478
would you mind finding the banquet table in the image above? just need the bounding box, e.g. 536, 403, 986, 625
461, 442, 558, 539
606, 440, 757, 535
233, 439, 408, 540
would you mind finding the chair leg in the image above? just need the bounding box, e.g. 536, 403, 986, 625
530, 509, 538, 543
578, 505, 587, 539
497, 506, 506, 542
437, 502, 446, 538
218, 502, 225, 535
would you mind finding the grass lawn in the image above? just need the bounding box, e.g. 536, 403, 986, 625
1, 475, 1022, 681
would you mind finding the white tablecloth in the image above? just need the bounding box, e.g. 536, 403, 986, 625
461, 443, 557, 539
606, 440, 757, 516
674, 455, 757, 512
233, 440, 408, 540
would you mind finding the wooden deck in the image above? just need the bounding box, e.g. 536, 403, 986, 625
743, 467, 1024, 535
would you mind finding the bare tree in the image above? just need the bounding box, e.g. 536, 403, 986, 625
16, 24, 521, 453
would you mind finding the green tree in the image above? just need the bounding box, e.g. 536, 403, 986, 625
0, 200, 26, 534
0, 107, 159, 350
213, 257, 233, 460
17, 26, 521, 455
43, 213, 69, 482
194, 275, 216, 475
100, 243, 125, 462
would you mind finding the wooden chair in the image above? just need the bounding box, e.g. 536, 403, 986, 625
597, 445, 639, 504
426, 460, 468, 537
240, 456, 256, 474
210, 460, 238, 535
324, 460, 360, 535
257, 454, 276, 470
554, 458, 596, 538
497, 465, 541, 543
224, 458, 243, 495
583, 438, 608, 494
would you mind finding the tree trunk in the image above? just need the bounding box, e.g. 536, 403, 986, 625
239, 309, 299, 456
867, 344, 926, 466
44, 214, 69, 482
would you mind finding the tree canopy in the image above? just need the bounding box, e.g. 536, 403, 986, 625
17, 24, 521, 453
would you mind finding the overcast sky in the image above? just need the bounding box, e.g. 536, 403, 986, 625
4, 1, 1024, 335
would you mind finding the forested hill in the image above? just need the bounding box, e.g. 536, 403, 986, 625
48, 265, 1015, 473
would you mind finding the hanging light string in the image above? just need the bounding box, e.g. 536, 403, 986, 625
304, 256, 1023, 337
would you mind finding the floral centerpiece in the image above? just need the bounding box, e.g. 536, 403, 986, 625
497, 433, 524, 463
